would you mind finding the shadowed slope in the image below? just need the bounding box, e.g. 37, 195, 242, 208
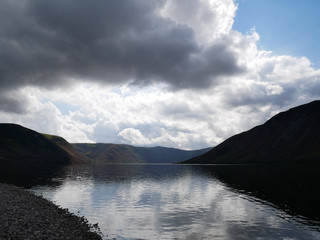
0, 124, 87, 164
42, 134, 88, 163
184, 100, 320, 164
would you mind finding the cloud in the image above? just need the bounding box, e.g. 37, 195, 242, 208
118, 127, 195, 149
0, 0, 243, 95
160, 0, 236, 44
1, 0, 320, 149
0, 87, 95, 143
220, 51, 320, 109
118, 128, 147, 145
0, 93, 29, 114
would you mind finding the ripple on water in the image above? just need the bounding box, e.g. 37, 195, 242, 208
28, 164, 320, 240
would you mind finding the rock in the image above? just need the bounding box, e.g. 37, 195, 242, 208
0, 183, 102, 240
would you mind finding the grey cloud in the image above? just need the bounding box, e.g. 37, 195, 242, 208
0, 0, 243, 93
302, 77, 320, 97
224, 84, 298, 109
0, 94, 28, 114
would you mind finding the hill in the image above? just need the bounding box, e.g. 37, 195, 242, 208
72, 143, 144, 163
73, 143, 211, 164
183, 100, 320, 164
135, 146, 212, 163
0, 124, 87, 164
42, 134, 88, 163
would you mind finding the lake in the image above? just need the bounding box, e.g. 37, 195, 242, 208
1, 163, 320, 240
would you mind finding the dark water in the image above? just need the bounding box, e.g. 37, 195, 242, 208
1, 163, 320, 240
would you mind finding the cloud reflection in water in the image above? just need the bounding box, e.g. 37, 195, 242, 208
32, 164, 320, 240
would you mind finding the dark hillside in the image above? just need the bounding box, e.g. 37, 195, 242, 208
0, 124, 86, 164
184, 100, 320, 164
42, 134, 88, 163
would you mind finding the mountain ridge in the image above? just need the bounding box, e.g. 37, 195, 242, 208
0, 123, 210, 164
183, 100, 320, 164
72, 143, 211, 164
0, 123, 87, 164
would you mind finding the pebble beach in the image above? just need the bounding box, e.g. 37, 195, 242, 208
0, 183, 102, 240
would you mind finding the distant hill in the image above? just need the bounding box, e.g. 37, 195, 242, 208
0, 124, 87, 164
135, 146, 212, 163
72, 143, 144, 163
42, 134, 88, 163
0, 123, 211, 165
183, 100, 320, 164
73, 143, 211, 163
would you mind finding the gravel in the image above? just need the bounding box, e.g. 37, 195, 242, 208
0, 183, 103, 240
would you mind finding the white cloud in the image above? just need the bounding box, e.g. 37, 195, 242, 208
118, 128, 146, 145
160, 0, 237, 45
266, 85, 283, 96
0, 87, 95, 143
1, 0, 320, 149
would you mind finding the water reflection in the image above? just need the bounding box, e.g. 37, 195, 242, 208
197, 164, 320, 223
0, 162, 66, 188
28, 164, 320, 240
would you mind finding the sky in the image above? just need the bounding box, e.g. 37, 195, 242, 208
1, 0, 320, 150
234, 0, 320, 68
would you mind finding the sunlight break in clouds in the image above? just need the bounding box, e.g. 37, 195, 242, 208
1, 0, 320, 149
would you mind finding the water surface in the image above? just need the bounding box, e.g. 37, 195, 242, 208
1, 163, 320, 239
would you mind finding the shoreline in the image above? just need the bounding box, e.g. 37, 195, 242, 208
0, 183, 102, 240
